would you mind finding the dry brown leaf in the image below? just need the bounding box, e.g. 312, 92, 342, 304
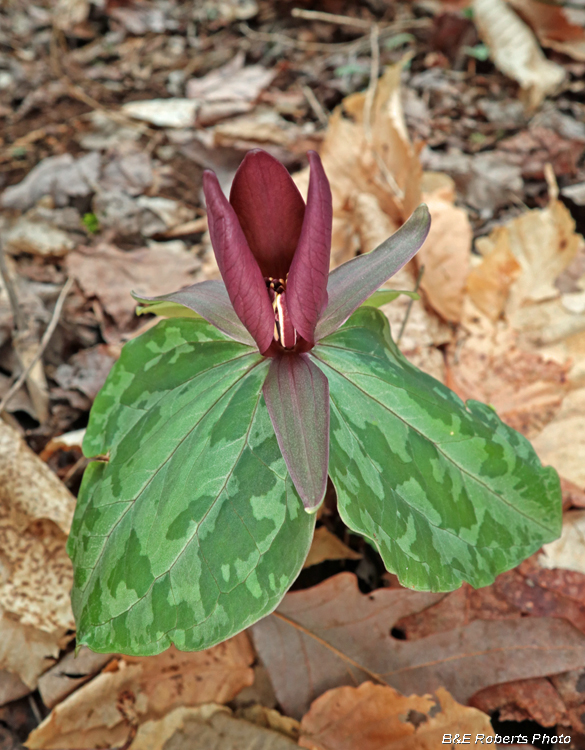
417, 197, 472, 323
251, 572, 585, 719
299, 683, 493, 750
466, 243, 522, 321
531, 388, 585, 486
132, 704, 298, 750
67, 243, 200, 332
508, 0, 585, 61
27, 635, 255, 750
540, 510, 585, 577
470, 677, 567, 727
0, 421, 75, 697
319, 61, 422, 266
303, 527, 362, 569
472, 0, 566, 108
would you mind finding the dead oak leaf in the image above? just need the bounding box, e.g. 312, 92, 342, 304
299, 683, 493, 750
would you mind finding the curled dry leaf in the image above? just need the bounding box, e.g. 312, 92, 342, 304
27, 636, 255, 750
470, 677, 567, 728
508, 0, 585, 61
299, 683, 493, 750
472, 0, 566, 108
417, 196, 472, 324
318, 61, 422, 266
0, 421, 75, 698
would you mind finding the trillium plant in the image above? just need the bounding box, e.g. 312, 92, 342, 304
68, 150, 561, 655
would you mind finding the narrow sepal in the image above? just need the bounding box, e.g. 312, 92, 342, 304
204, 170, 275, 353
263, 353, 329, 511
315, 204, 431, 341
287, 151, 332, 345
230, 150, 306, 279
132, 280, 255, 346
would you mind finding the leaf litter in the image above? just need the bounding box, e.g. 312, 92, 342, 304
1, 0, 585, 745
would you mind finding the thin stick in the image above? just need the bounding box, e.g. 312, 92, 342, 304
397, 264, 425, 345
363, 23, 380, 145
291, 8, 372, 29
272, 611, 387, 686
302, 85, 329, 126
0, 240, 26, 331
0, 277, 74, 416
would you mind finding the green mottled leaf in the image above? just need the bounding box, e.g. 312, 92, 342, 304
360, 289, 419, 308
314, 306, 561, 592
68, 318, 315, 655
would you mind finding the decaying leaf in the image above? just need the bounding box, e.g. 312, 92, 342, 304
67, 243, 200, 332
26, 636, 255, 750
470, 677, 567, 727
318, 61, 422, 266
303, 527, 362, 569
131, 704, 298, 750
299, 683, 494, 750
252, 572, 585, 719
0, 421, 75, 698
540, 510, 585, 577
508, 0, 585, 61
417, 197, 472, 323
472, 0, 566, 108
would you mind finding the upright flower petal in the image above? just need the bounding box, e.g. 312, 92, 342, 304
262, 353, 329, 511
204, 170, 275, 354
286, 151, 332, 345
314, 204, 431, 341
230, 150, 306, 279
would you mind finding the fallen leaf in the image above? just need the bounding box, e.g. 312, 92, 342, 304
237, 705, 300, 740
508, 0, 585, 61
1, 153, 101, 212
251, 572, 585, 718
38, 648, 113, 710
416, 197, 472, 323
299, 683, 493, 750
0, 421, 75, 697
131, 704, 298, 750
53, 344, 118, 405
540, 510, 585, 576
469, 677, 567, 727
319, 61, 422, 266
499, 127, 585, 180
3, 217, 76, 257
122, 99, 198, 128
472, 0, 566, 108
27, 636, 255, 749
303, 527, 362, 569
67, 243, 200, 331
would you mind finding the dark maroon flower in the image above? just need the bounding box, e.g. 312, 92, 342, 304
135, 149, 431, 510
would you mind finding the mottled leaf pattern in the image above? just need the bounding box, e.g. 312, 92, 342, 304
68, 318, 315, 655
314, 307, 561, 592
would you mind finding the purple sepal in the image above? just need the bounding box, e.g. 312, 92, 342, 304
262, 353, 329, 511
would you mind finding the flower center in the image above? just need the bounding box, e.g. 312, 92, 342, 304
265, 276, 296, 349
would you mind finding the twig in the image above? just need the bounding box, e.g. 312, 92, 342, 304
238, 18, 430, 55
291, 8, 372, 29
0, 277, 74, 416
363, 23, 380, 145
0, 240, 26, 331
272, 611, 387, 686
301, 85, 329, 126
397, 264, 425, 345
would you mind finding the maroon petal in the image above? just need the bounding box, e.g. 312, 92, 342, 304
315, 204, 431, 341
204, 170, 274, 353
286, 151, 332, 345
132, 280, 255, 346
230, 150, 305, 279
263, 353, 329, 511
